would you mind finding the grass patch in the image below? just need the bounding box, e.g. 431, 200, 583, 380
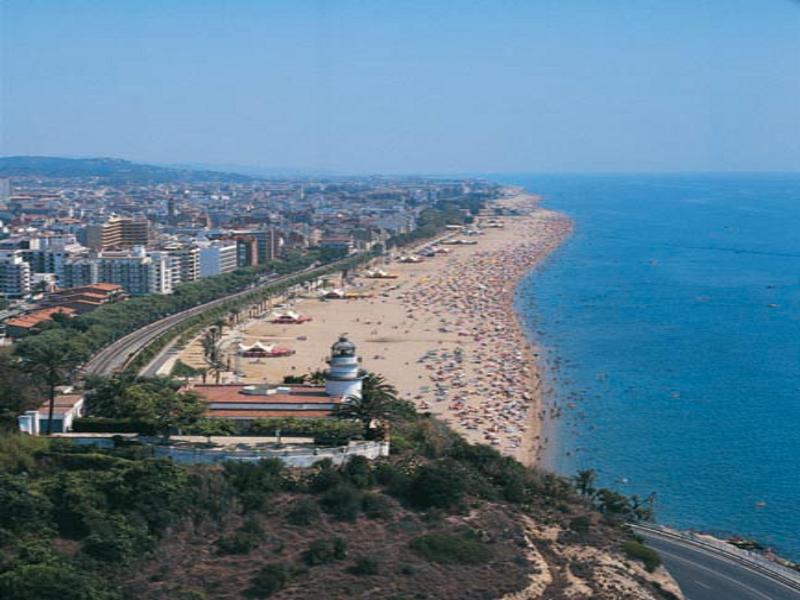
409, 533, 492, 565
621, 540, 661, 572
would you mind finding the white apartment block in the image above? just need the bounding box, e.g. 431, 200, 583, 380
0, 250, 32, 298
198, 242, 238, 278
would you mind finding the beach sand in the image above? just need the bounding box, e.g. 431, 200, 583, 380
179, 192, 572, 465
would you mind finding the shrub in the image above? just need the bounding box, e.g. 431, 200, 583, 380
286, 498, 320, 526
247, 563, 289, 598
320, 484, 362, 522
621, 540, 661, 572
374, 461, 411, 495
568, 515, 591, 535
0, 563, 115, 600
346, 557, 379, 576
409, 533, 492, 565
309, 465, 342, 493
82, 514, 152, 565
249, 418, 362, 446
224, 460, 285, 511
362, 493, 394, 520
72, 417, 158, 435
343, 455, 373, 488
216, 530, 260, 555
405, 460, 467, 510
303, 537, 347, 565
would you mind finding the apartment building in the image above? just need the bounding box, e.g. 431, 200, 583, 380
0, 250, 32, 298
198, 242, 238, 278
85, 216, 150, 250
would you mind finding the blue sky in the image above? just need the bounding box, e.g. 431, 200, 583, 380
2, 0, 799, 174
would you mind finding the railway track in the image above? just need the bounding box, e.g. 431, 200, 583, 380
83, 261, 345, 377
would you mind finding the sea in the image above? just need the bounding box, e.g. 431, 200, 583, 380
502, 174, 800, 560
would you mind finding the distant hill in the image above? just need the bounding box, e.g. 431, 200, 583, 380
0, 156, 255, 183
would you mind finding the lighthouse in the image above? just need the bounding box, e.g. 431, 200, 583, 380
325, 336, 365, 399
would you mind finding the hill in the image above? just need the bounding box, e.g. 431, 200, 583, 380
0, 401, 683, 600
0, 156, 255, 184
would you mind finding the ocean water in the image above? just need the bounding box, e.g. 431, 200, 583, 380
505, 174, 800, 559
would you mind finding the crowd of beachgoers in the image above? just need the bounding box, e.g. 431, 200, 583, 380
397, 203, 572, 462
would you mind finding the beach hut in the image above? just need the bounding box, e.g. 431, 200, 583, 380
238, 342, 295, 358
268, 309, 311, 324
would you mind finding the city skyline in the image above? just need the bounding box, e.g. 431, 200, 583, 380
3, 1, 800, 174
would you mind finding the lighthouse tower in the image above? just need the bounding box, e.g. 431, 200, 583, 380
325, 336, 365, 400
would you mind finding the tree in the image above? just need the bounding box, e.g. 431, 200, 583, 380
594, 488, 631, 517
84, 376, 206, 436
0, 353, 39, 431
573, 469, 597, 498
202, 328, 225, 384
335, 373, 399, 438
16, 336, 88, 435
307, 370, 327, 385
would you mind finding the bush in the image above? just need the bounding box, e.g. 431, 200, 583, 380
568, 515, 591, 535
362, 493, 394, 520
82, 514, 152, 564
343, 456, 373, 488
320, 484, 362, 522
72, 417, 158, 435
374, 461, 411, 496
621, 540, 661, 572
249, 418, 362, 446
0, 563, 116, 600
216, 515, 264, 555
247, 563, 289, 598
216, 530, 260, 555
409, 533, 492, 565
309, 465, 343, 493
286, 498, 320, 526
405, 460, 467, 510
223, 460, 285, 511
346, 557, 379, 576
303, 537, 347, 565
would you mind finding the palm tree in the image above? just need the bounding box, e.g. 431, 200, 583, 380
17, 337, 88, 435
308, 369, 327, 385
335, 373, 399, 438
202, 329, 225, 384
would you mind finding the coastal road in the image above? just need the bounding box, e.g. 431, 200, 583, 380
633, 526, 800, 600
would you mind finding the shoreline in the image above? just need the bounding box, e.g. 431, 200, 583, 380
178, 188, 573, 466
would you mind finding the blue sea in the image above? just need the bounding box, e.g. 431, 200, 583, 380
504, 174, 800, 560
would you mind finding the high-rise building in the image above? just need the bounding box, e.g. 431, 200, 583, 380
62, 259, 99, 289
84, 216, 150, 251
170, 246, 199, 283
235, 236, 259, 267
198, 242, 238, 278
253, 228, 282, 263
96, 246, 173, 295
0, 250, 32, 298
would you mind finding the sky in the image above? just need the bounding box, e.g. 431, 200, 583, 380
2, 0, 799, 174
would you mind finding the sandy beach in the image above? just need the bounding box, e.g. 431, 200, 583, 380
178, 191, 572, 465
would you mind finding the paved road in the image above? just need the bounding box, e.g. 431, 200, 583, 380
635, 528, 800, 600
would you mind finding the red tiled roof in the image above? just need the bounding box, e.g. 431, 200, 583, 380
208, 410, 333, 418
85, 283, 124, 292
5, 306, 77, 329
